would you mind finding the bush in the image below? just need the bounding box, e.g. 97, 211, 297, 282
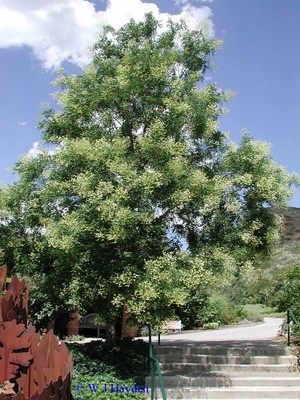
177, 291, 266, 329
64, 334, 86, 342
175, 289, 209, 329
139, 326, 168, 337
203, 322, 219, 330
68, 338, 149, 399
67, 338, 148, 383
196, 293, 239, 326
271, 265, 300, 319
238, 304, 264, 322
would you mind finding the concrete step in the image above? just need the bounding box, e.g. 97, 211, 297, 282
151, 387, 300, 399
160, 362, 299, 374
147, 341, 300, 399
156, 354, 296, 365
154, 344, 291, 357
146, 375, 300, 388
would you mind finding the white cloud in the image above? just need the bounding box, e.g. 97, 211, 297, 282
27, 141, 40, 158
27, 141, 59, 158
174, 0, 189, 4
175, 0, 214, 3
18, 122, 27, 126
0, 0, 214, 69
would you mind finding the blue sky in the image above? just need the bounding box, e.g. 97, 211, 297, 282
0, 0, 299, 206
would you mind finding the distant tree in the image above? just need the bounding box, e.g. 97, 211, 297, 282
271, 264, 300, 318
0, 14, 297, 334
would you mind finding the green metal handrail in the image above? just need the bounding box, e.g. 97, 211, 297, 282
148, 326, 167, 400
287, 308, 300, 346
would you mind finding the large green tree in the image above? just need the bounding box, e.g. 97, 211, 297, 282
0, 14, 296, 329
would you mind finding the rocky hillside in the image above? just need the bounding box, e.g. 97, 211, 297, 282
279, 207, 300, 242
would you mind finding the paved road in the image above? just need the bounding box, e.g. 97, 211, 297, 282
147, 317, 284, 344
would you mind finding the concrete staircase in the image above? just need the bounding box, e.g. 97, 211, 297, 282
146, 340, 300, 399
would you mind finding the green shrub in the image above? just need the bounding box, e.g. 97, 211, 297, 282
203, 322, 219, 330
139, 326, 149, 337
196, 293, 238, 326
177, 291, 265, 329
234, 305, 250, 321
139, 325, 168, 336
68, 338, 149, 399
64, 334, 86, 342
271, 265, 300, 319
239, 304, 264, 322
67, 338, 148, 383
175, 289, 209, 329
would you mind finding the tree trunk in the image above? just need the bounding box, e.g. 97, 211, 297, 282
106, 323, 116, 347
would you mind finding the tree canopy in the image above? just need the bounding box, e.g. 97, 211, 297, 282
0, 13, 297, 328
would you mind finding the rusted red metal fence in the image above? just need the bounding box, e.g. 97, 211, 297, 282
0, 265, 73, 399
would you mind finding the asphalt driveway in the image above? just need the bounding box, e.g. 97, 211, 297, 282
147, 317, 284, 344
